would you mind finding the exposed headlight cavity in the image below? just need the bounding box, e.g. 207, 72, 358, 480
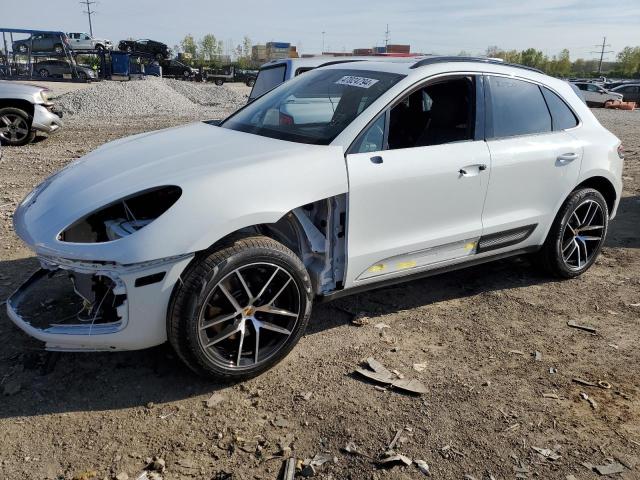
59, 186, 181, 243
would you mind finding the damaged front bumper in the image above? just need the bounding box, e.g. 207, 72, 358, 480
6, 254, 193, 351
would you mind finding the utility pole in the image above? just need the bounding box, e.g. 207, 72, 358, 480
322, 31, 325, 54
384, 24, 390, 51
591, 36, 613, 75
80, 0, 96, 37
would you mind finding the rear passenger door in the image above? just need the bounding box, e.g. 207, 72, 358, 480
482, 76, 582, 249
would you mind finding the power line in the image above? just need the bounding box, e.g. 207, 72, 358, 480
80, 0, 97, 37
590, 36, 613, 75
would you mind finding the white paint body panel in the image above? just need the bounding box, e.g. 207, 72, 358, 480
345, 140, 490, 286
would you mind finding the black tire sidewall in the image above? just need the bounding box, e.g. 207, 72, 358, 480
545, 188, 609, 278
170, 237, 313, 380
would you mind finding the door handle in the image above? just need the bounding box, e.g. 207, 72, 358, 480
459, 164, 487, 176
557, 152, 578, 163
370, 156, 383, 164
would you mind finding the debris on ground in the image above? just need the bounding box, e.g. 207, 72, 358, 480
534, 351, 542, 361
531, 446, 561, 461
414, 459, 431, 475
582, 461, 626, 476
580, 392, 598, 409
388, 429, 403, 450
354, 357, 427, 394
567, 320, 598, 335
341, 441, 367, 457
144, 457, 166, 473
205, 393, 226, 408
374, 322, 390, 329
509, 350, 525, 355
115, 473, 129, 480
281, 457, 296, 480
72, 471, 98, 480
413, 362, 428, 372
377, 452, 412, 468
573, 377, 598, 387
542, 393, 559, 399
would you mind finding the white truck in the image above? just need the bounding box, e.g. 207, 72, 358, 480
67, 32, 113, 52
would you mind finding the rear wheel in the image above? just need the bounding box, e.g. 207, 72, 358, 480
168, 236, 313, 380
53, 44, 63, 54
246, 78, 255, 87
214, 79, 224, 86
77, 71, 88, 80
17, 44, 28, 53
38, 68, 49, 78
0, 107, 35, 146
537, 188, 609, 278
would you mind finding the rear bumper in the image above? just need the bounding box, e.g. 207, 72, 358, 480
6, 254, 193, 351
32, 104, 63, 135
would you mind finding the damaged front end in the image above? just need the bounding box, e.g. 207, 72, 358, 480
6, 254, 193, 352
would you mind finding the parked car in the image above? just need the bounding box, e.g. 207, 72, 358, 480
0, 81, 63, 146
572, 82, 623, 107
67, 32, 113, 51
35, 60, 96, 80
204, 66, 235, 85
610, 83, 640, 104
12, 33, 71, 55
235, 69, 258, 87
8, 58, 623, 380
118, 39, 170, 59
159, 59, 197, 78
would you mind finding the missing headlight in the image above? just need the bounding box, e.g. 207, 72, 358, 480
60, 186, 181, 243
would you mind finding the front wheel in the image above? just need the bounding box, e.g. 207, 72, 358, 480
53, 44, 63, 54
168, 236, 313, 380
537, 188, 609, 278
0, 107, 35, 146
214, 79, 224, 86
246, 79, 255, 87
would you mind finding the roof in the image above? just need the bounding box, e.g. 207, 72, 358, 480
0, 28, 66, 35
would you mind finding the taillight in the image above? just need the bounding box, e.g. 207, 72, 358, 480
279, 112, 294, 126
617, 144, 625, 159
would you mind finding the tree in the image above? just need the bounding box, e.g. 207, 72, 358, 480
199, 34, 219, 62
520, 48, 547, 70
617, 46, 640, 76
181, 34, 197, 60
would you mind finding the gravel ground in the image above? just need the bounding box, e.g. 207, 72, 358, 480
0, 103, 638, 480
57, 77, 247, 118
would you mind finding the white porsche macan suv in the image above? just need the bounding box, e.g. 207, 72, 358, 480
8, 57, 624, 380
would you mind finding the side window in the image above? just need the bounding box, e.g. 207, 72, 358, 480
487, 76, 551, 138
587, 84, 599, 92
577, 84, 588, 91
541, 88, 578, 131
387, 76, 476, 149
352, 114, 386, 153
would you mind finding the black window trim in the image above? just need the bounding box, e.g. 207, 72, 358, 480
483, 73, 581, 141
346, 72, 485, 155
248, 62, 289, 100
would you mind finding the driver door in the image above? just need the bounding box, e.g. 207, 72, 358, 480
344, 75, 490, 287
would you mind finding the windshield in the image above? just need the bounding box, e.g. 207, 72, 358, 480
223, 68, 405, 145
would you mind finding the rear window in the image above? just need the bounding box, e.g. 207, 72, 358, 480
250, 64, 287, 99
541, 88, 578, 131
487, 76, 551, 138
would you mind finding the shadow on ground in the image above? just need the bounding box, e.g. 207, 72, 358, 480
0, 194, 637, 418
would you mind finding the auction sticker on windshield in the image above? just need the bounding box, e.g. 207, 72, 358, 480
335, 76, 380, 88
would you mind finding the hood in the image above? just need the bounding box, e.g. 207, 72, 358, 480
14, 122, 348, 263
0, 81, 44, 97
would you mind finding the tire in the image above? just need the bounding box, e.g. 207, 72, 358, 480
125, 46, 133, 53
0, 107, 35, 146
95, 44, 105, 52
246, 79, 255, 87
214, 79, 224, 86
183, 70, 190, 78
38, 68, 49, 78
155, 53, 164, 60
17, 44, 28, 53
53, 44, 63, 55
168, 236, 313, 380
537, 188, 609, 278
77, 71, 88, 80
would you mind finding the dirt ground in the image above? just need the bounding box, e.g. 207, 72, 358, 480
0, 103, 639, 480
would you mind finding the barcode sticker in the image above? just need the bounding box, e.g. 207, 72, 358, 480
335, 76, 379, 88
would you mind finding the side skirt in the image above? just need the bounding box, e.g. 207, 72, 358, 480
317, 246, 540, 303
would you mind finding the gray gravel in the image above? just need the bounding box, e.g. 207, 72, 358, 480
57, 77, 247, 118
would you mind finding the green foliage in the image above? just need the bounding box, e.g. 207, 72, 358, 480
486, 45, 640, 78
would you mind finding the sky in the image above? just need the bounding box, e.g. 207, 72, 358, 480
2, 0, 639, 60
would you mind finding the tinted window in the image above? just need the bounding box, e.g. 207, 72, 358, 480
542, 88, 578, 130
488, 77, 551, 138
250, 65, 287, 99
223, 69, 405, 145
576, 84, 588, 91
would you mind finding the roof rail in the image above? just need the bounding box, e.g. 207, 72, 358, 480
410, 56, 544, 74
